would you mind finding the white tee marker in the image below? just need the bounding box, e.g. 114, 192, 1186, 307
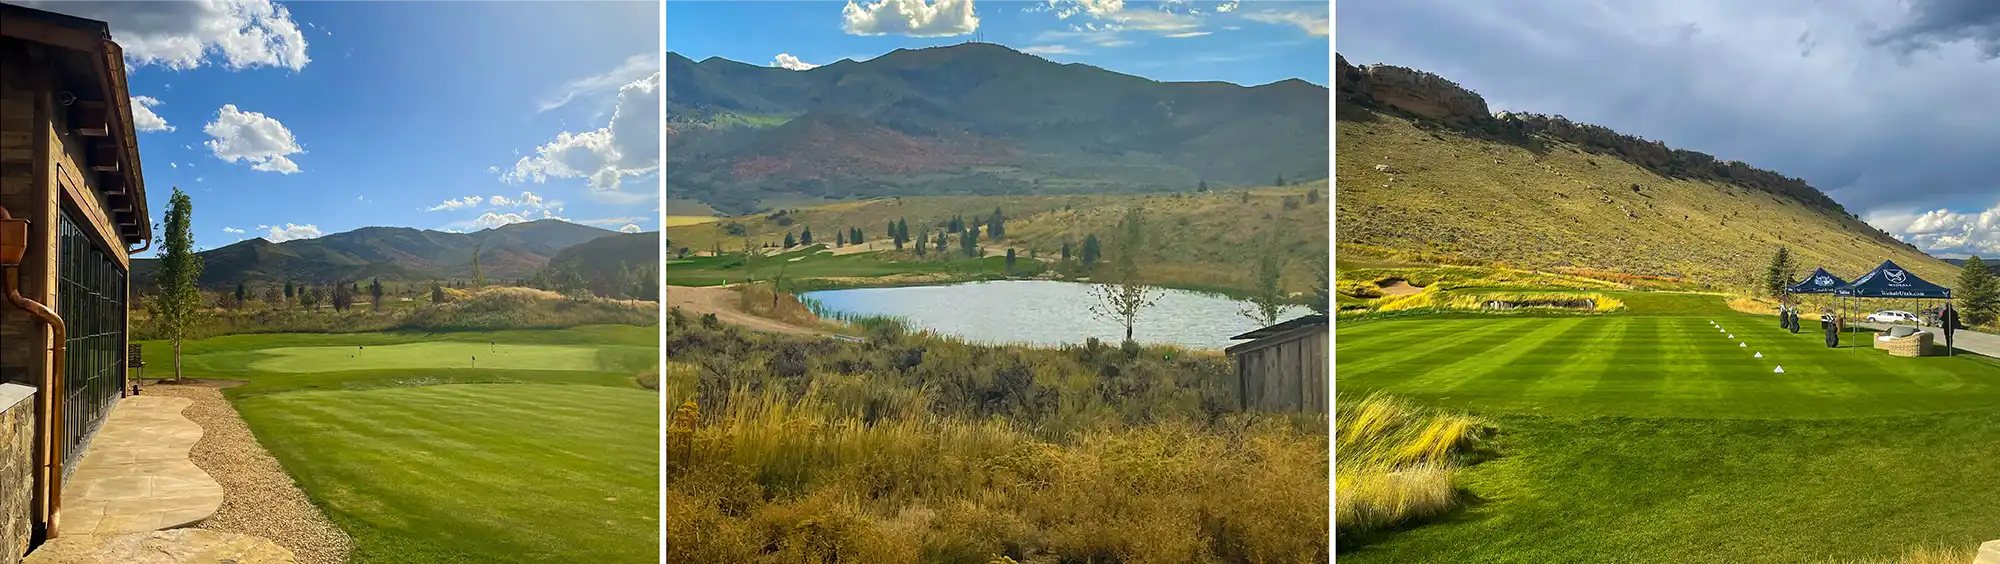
1754, 352, 1763, 358
1729, 334, 1736, 339
1774, 366, 1785, 373
1739, 342, 1747, 347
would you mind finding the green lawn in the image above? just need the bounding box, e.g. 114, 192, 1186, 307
1338, 304, 2000, 562
140, 325, 659, 563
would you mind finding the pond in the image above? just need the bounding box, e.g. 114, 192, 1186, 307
800, 280, 1314, 349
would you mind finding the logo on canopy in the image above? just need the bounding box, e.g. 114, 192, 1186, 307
1886, 269, 1908, 284
1814, 275, 1834, 286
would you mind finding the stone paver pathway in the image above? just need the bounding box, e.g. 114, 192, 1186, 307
24, 529, 294, 563
58, 396, 222, 535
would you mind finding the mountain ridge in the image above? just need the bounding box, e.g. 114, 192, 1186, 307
132, 219, 625, 289
667, 43, 1330, 214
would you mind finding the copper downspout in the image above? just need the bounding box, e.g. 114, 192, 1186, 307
0, 205, 65, 540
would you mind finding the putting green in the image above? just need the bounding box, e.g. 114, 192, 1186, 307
248, 342, 604, 373
1337, 313, 2000, 418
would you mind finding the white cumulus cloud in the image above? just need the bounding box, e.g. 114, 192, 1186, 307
24, 0, 309, 71
426, 196, 483, 212
469, 212, 530, 230
618, 224, 643, 233
222, 227, 245, 234
772, 53, 819, 70
503, 73, 659, 191
842, 0, 979, 37
1867, 201, 2000, 257
204, 104, 303, 174
132, 96, 174, 132
264, 223, 321, 242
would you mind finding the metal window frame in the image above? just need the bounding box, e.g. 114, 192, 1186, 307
55, 204, 124, 479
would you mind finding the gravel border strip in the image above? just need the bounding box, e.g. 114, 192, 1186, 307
142, 381, 353, 564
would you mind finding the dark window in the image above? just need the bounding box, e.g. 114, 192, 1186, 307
58, 209, 125, 478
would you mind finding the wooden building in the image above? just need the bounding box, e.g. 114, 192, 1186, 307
1225, 314, 1329, 413
0, 3, 153, 558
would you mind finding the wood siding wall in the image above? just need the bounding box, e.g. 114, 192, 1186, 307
1233, 325, 1329, 413
0, 42, 51, 390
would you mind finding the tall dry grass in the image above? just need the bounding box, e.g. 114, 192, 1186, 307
1335, 393, 1489, 538
1823, 544, 1978, 564
664, 314, 1329, 563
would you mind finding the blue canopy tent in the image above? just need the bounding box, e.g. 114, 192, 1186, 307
1781, 267, 1852, 333
1784, 268, 1849, 295
1834, 260, 1954, 354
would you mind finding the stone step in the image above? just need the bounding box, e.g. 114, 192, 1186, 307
1977, 539, 2000, 564
24, 529, 294, 563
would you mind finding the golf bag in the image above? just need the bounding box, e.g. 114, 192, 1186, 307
1824, 320, 1839, 348
1788, 311, 1800, 334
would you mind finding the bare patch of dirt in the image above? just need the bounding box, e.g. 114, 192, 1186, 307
1376, 278, 1424, 296
666, 285, 829, 336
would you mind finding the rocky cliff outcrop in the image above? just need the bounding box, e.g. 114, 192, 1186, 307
1336, 53, 1879, 239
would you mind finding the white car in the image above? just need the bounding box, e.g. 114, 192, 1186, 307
1866, 310, 1921, 325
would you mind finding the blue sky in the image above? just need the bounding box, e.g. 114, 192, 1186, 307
666, 0, 1329, 87
29, 1, 660, 256
1340, 0, 2000, 258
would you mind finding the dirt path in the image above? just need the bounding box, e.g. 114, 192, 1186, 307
140, 380, 351, 564
666, 285, 829, 336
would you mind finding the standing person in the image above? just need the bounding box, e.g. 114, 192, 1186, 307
1942, 303, 1960, 356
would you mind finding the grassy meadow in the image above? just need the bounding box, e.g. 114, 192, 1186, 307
663, 309, 1330, 563
1335, 104, 1960, 287
142, 325, 660, 564
664, 182, 1330, 295
1335, 288, 2000, 563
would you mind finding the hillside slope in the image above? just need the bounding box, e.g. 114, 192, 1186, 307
667, 43, 1328, 214
1334, 54, 1959, 287
134, 219, 618, 289
541, 231, 661, 298
665, 182, 1329, 293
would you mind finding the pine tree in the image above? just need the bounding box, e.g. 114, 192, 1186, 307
1764, 246, 1795, 297
234, 282, 248, 307
934, 230, 948, 253
1005, 248, 1017, 272
1307, 187, 1319, 204
1081, 234, 1101, 267
800, 226, 814, 246
962, 226, 979, 257
886, 221, 897, 248
784, 232, 796, 248
1198, 180, 1209, 192
369, 278, 385, 311
851, 227, 863, 245
1061, 240, 1072, 262
431, 280, 446, 304
837, 230, 846, 247
988, 207, 1006, 240
1275, 174, 1286, 186
1959, 256, 1998, 327
896, 218, 909, 244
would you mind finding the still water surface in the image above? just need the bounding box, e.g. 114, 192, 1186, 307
801, 280, 1311, 349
